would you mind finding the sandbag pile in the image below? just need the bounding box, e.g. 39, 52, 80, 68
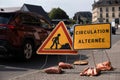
44, 62, 73, 74
80, 67, 100, 76
80, 61, 113, 76
44, 61, 113, 76
96, 61, 113, 71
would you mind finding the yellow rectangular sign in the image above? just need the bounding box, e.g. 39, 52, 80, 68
73, 23, 111, 50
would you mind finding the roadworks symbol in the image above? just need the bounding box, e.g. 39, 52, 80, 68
49, 33, 71, 49
37, 21, 77, 55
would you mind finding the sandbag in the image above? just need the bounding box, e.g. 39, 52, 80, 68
58, 62, 73, 69
44, 67, 62, 74
96, 61, 113, 71
80, 67, 100, 76
73, 60, 88, 65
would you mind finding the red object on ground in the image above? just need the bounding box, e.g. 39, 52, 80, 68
58, 62, 73, 69
44, 67, 62, 74
96, 61, 113, 71
80, 67, 100, 76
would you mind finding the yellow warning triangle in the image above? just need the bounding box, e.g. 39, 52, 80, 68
37, 21, 78, 55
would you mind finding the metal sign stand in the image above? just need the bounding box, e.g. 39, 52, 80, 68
91, 49, 111, 68
40, 55, 70, 69
92, 50, 97, 68
104, 50, 111, 62
40, 55, 48, 69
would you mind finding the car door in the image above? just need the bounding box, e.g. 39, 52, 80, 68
36, 18, 51, 43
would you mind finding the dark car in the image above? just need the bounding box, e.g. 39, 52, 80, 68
0, 11, 52, 60
112, 27, 116, 35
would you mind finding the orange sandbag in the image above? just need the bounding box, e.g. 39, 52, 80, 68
58, 62, 73, 69
96, 61, 113, 71
44, 67, 62, 74
80, 67, 100, 76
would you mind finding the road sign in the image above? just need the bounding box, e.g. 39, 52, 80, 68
37, 21, 77, 55
73, 23, 111, 49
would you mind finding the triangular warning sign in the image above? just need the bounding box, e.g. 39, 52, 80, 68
37, 21, 78, 55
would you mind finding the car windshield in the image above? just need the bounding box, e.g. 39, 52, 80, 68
0, 13, 14, 24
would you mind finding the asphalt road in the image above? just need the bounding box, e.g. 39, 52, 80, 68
0, 29, 120, 80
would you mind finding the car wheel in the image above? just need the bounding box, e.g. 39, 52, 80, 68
22, 41, 34, 60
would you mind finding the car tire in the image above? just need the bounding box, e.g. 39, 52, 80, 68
21, 40, 34, 60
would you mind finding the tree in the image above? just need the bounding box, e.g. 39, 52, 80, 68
49, 7, 69, 19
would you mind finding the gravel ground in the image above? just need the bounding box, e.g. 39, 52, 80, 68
10, 41, 120, 80
9, 65, 120, 80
